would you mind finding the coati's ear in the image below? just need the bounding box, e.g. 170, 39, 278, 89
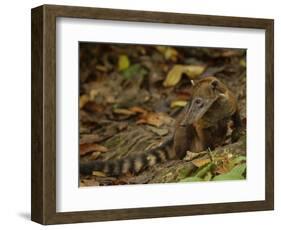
190, 77, 201, 86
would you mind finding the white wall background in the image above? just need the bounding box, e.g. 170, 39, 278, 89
0, 0, 279, 229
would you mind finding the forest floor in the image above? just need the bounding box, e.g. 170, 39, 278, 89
79, 44, 246, 187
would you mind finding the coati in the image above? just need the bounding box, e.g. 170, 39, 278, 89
80, 76, 241, 176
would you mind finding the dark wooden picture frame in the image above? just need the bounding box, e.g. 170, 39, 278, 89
31, 4, 274, 225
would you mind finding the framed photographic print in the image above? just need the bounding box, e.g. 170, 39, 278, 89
31, 4, 274, 225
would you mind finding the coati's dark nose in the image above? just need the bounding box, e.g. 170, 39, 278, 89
211, 79, 219, 89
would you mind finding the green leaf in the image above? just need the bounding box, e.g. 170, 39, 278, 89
232, 156, 246, 163
122, 64, 147, 79
156, 46, 179, 61
212, 173, 244, 181
178, 168, 190, 180
179, 163, 214, 182
204, 172, 213, 181
163, 65, 205, 87
230, 163, 246, 176
180, 176, 204, 182
229, 156, 246, 169
240, 59, 246, 67
118, 55, 130, 71
194, 163, 214, 178
213, 163, 246, 181
170, 100, 187, 108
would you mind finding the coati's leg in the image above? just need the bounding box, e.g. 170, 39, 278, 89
231, 110, 242, 142
232, 110, 242, 128
173, 125, 196, 159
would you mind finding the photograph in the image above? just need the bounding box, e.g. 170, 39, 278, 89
79, 43, 247, 187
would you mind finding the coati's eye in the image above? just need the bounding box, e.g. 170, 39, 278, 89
195, 98, 202, 104
194, 98, 204, 108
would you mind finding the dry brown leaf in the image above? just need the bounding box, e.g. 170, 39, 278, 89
146, 126, 169, 136
80, 143, 108, 156
117, 122, 128, 131
81, 179, 100, 186
92, 171, 107, 177
80, 134, 102, 145
89, 89, 99, 101
95, 65, 108, 72
163, 65, 205, 87
184, 151, 203, 161
84, 102, 105, 113
106, 95, 116, 104
80, 95, 89, 109
214, 165, 229, 175
221, 50, 241, 57
89, 152, 102, 160
192, 158, 211, 168
137, 112, 164, 127
136, 112, 173, 127
113, 108, 136, 116
80, 181, 85, 187
129, 106, 148, 114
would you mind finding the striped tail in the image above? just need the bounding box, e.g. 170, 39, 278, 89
80, 145, 175, 176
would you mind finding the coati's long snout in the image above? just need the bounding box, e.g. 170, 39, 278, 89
181, 96, 218, 125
